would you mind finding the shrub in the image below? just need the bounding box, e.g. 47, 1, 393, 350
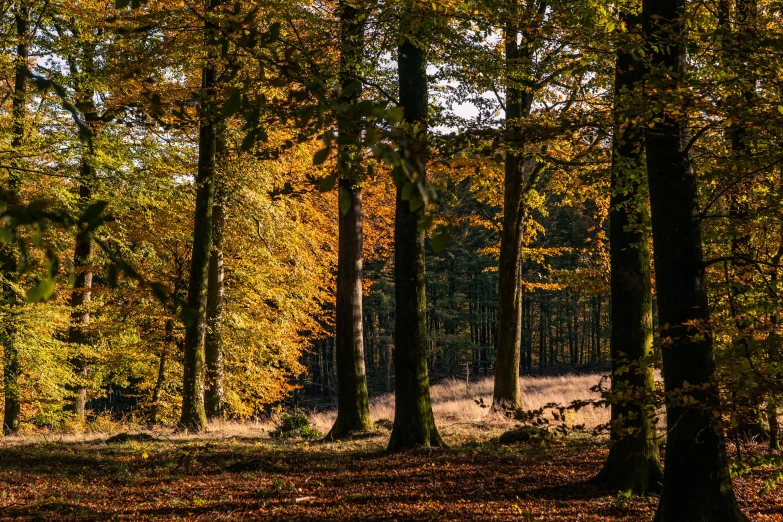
269, 409, 322, 440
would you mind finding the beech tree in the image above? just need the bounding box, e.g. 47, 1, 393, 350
2, 0, 29, 435
594, 0, 662, 494
642, 0, 746, 519
204, 129, 227, 420
388, 3, 443, 451
180, 0, 222, 432
328, 0, 373, 439
493, 0, 544, 410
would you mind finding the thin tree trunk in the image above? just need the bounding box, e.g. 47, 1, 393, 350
204, 130, 226, 420
150, 319, 173, 425
68, 39, 101, 421
595, 9, 662, 491
328, 1, 373, 439
180, 0, 221, 431
538, 298, 546, 374
388, 9, 443, 451
768, 401, 780, 451
643, 0, 746, 519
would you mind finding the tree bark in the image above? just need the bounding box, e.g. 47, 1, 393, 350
2, 1, 29, 435
68, 39, 101, 421
493, 9, 541, 408
150, 319, 174, 425
768, 401, 780, 451
643, 0, 746, 519
204, 131, 226, 420
388, 8, 443, 451
180, 1, 221, 431
328, 1, 373, 440
594, 7, 662, 493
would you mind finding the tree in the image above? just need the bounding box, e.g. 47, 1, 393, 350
493, 0, 544, 410
642, 0, 746, 519
2, 0, 29, 435
328, 0, 373, 440
205, 129, 227, 420
67, 25, 104, 421
594, 1, 662, 494
387, 3, 444, 451
180, 0, 222, 432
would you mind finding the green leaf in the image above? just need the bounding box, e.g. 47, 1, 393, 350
268, 22, 281, 41
80, 201, 109, 232
778, 106, 783, 115
26, 278, 55, 303
222, 90, 242, 117
353, 100, 375, 118
341, 80, 361, 99
79, 200, 108, 223
180, 306, 200, 328
431, 226, 452, 253
313, 147, 330, 165
0, 227, 13, 244
319, 174, 337, 192
386, 106, 405, 124
339, 186, 352, 216
241, 131, 256, 152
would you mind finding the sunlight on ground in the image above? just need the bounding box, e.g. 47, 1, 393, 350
0, 374, 610, 446
308, 374, 609, 438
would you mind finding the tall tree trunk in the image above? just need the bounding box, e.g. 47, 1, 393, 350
643, 0, 746, 519
2, 2, 29, 435
494, 3, 542, 410
328, 1, 373, 439
180, 1, 221, 432
388, 7, 443, 451
68, 41, 101, 421
721, 0, 766, 441
595, 7, 662, 492
204, 132, 226, 420
69, 179, 94, 420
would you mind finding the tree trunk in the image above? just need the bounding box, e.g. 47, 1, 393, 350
494, 7, 543, 407
768, 400, 780, 451
643, 0, 746, 519
538, 298, 546, 374
69, 183, 94, 420
388, 11, 443, 451
180, 3, 221, 431
595, 8, 662, 492
65, 35, 103, 422
328, 1, 373, 439
2, 2, 29, 435
150, 319, 174, 425
204, 132, 226, 420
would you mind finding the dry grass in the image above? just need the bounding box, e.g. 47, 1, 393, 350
309, 373, 610, 439
0, 374, 610, 447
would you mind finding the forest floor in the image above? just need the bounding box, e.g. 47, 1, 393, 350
2, 434, 783, 521
1, 375, 782, 521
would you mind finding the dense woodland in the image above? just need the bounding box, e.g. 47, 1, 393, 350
2, 0, 783, 520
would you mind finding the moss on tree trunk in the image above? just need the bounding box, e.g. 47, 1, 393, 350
180, 4, 221, 431
328, 1, 373, 440
387, 13, 443, 452
2, 1, 28, 435
594, 8, 662, 494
